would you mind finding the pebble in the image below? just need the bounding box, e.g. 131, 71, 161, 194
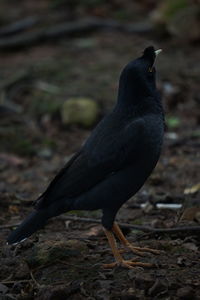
176, 286, 195, 299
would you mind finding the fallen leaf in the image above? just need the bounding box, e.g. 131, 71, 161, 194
166, 116, 181, 129
184, 183, 200, 195
0, 153, 26, 167
8, 205, 19, 214
180, 207, 200, 221
182, 243, 198, 252
7, 174, 20, 184
84, 225, 102, 237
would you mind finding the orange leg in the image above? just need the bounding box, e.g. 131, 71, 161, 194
103, 227, 154, 269
112, 222, 160, 256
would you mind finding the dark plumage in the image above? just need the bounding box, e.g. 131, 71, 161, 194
7, 46, 164, 268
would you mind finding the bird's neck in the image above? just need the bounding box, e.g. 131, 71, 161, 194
115, 78, 163, 116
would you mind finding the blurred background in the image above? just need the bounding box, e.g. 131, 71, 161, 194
0, 0, 200, 298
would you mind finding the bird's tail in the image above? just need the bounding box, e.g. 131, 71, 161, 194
7, 210, 49, 245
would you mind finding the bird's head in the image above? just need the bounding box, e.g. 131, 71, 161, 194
118, 46, 162, 104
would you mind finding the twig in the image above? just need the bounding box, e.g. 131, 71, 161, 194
1, 273, 39, 286
60, 215, 200, 235
0, 70, 31, 113
2, 215, 200, 236
0, 70, 31, 92
0, 18, 153, 51
0, 223, 20, 229
56, 259, 92, 270
0, 16, 40, 37
1, 274, 13, 283
30, 271, 40, 288
1, 279, 31, 284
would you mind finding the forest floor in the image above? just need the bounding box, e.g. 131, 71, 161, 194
0, 1, 200, 299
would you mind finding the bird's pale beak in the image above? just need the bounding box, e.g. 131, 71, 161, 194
149, 49, 162, 72
155, 49, 162, 56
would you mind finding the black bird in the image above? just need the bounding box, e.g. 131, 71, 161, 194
7, 46, 164, 269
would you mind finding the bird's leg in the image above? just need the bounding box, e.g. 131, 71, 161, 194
103, 227, 153, 269
112, 222, 160, 256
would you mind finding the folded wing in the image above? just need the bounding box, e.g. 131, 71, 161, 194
35, 118, 145, 209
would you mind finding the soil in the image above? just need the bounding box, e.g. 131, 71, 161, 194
0, 1, 200, 299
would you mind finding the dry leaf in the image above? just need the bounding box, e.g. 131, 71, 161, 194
0, 153, 26, 167
182, 243, 198, 252
180, 207, 200, 221
8, 205, 19, 214
184, 183, 200, 195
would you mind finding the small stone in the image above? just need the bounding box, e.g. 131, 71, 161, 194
36, 284, 79, 300
37, 148, 53, 159
26, 240, 88, 267
195, 211, 200, 223
134, 273, 154, 290
128, 269, 135, 280
63, 239, 88, 252
0, 283, 8, 294
148, 279, 167, 296
15, 261, 30, 279
151, 219, 165, 228
176, 286, 195, 299
121, 287, 138, 300
61, 97, 99, 128
165, 132, 178, 140
162, 82, 179, 96
177, 256, 185, 266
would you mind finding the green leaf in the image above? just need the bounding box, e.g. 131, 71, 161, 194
166, 116, 180, 128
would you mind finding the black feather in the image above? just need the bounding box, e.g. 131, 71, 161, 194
7, 46, 164, 242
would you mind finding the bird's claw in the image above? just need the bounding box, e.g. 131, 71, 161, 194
103, 259, 154, 269
127, 245, 161, 256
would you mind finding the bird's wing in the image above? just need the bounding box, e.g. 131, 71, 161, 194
86, 118, 145, 170
35, 118, 145, 209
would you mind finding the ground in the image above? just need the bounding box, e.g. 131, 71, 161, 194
0, 1, 200, 299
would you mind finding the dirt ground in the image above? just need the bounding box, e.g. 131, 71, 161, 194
0, 1, 200, 299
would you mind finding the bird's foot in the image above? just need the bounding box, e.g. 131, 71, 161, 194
103, 226, 158, 270
112, 223, 160, 256
126, 244, 160, 256
103, 259, 154, 269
